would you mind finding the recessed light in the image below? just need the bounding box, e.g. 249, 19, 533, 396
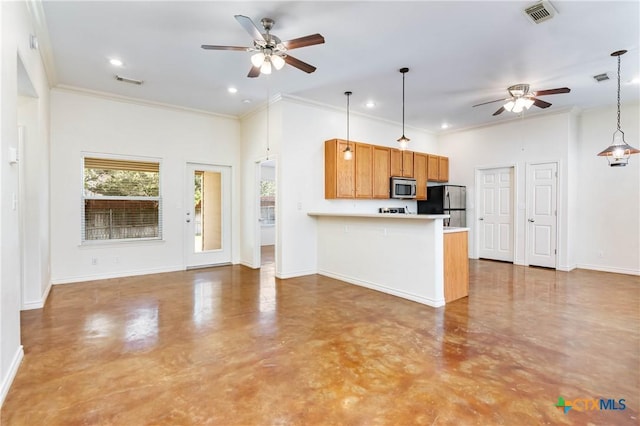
365, 101, 376, 108
631, 77, 640, 84
109, 58, 123, 67
228, 87, 238, 94
242, 99, 252, 104
441, 123, 450, 129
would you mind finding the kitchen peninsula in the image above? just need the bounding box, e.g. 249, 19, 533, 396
308, 212, 469, 307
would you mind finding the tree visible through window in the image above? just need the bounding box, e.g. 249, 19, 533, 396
260, 180, 275, 225
83, 157, 161, 241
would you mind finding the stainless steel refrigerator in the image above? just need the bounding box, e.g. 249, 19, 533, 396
417, 185, 466, 227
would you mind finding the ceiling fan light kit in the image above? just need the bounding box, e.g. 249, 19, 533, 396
597, 50, 640, 167
201, 15, 324, 78
473, 83, 570, 117
397, 67, 410, 151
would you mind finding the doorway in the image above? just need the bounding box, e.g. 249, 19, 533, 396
526, 162, 558, 268
258, 160, 276, 266
477, 167, 515, 262
185, 163, 231, 268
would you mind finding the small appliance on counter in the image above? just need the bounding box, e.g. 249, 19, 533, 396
417, 185, 466, 227
390, 177, 416, 199
378, 207, 406, 214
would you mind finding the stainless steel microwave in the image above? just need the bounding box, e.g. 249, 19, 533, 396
390, 177, 417, 199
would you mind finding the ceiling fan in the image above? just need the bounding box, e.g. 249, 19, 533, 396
473, 84, 571, 116
201, 15, 325, 78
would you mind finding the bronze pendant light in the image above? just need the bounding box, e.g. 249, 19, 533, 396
397, 67, 410, 151
597, 50, 639, 167
343, 91, 353, 160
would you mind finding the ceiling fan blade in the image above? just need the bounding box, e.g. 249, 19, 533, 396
472, 98, 508, 107
234, 15, 265, 42
201, 45, 249, 51
533, 87, 571, 96
282, 34, 325, 50
247, 66, 261, 78
531, 97, 552, 108
492, 106, 505, 116
284, 55, 317, 73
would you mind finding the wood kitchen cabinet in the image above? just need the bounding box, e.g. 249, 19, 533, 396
324, 139, 355, 199
372, 146, 390, 199
413, 153, 428, 200
444, 230, 469, 303
427, 154, 449, 182
390, 149, 414, 177
354, 143, 373, 198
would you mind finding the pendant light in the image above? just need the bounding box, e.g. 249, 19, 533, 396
397, 67, 410, 151
343, 91, 353, 160
597, 50, 640, 167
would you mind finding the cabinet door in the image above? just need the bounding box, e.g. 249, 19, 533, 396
324, 139, 354, 199
402, 151, 414, 177
444, 231, 469, 302
427, 155, 439, 181
413, 153, 428, 200
438, 156, 449, 182
372, 146, 390, 199
390, 149, 403, 177
355, 143, 373, 198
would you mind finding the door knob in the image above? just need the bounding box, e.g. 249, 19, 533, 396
478, 217, 484, 221
186, 219, 191, 223
528, 218, 535, 223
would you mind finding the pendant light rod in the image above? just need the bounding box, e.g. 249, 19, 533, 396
397, 67, 410, 150
343, 91, 353, 160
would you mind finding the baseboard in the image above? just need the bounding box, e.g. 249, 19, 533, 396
318, 270, 445, 308
275, 269, 316, 279
21, 280, 53, 311
239, 260, 259, 269
575, 264, 640, 276
51, 265, 184, 285
0, 345, 24, 407
557, 263, 577, 272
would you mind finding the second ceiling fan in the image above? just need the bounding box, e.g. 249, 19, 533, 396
201, 15, 325, 77
473, 84, 571, 116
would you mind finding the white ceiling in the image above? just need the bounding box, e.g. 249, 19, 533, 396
39, 0, 640, 134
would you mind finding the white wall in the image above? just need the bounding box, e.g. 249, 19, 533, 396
49, 89, 241, 283
438, 104, 640, 275
576, 102, 640, 275
1, 0, 51, 406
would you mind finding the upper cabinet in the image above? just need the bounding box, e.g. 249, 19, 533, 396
325, 139, 448, 199
428, 154, 449, 183
325, 139, 355, 198
413, 153, 428, 200
390, 149, 414, 177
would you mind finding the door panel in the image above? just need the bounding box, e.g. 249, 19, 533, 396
478, 168, 514, 262
527, 163, 557, 268
186, 164, 231, 268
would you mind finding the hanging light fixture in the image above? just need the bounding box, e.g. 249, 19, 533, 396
597, 49, 640, 167
343, 91, 353, 160
397, 67, 410, 151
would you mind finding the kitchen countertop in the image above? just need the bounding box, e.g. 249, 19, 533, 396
307, 212, 449, 220
443, 227, 470, 234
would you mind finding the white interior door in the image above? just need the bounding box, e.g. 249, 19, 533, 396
478, 167, 514, 262
527, 163, 557, 268
185, 164, 231, 268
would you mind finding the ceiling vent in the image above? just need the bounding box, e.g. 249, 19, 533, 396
593, 73, 610, 82
524, 1, 558, 24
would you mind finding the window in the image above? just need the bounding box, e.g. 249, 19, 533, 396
82, 156, 161, 242
260, 180, 275, 225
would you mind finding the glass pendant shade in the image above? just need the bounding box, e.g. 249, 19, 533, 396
397, 135, 410, 151
271, 54, 285, 70
251, 52, 265, 67
343, 145, 353, 160
597, 50, 639, 167
260, 58, 272, 75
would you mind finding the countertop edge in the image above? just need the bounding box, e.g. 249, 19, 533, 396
307, 212, 449, 220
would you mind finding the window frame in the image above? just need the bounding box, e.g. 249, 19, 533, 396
81, 153, 163, 245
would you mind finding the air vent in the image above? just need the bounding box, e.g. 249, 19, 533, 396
115, 75, 143, 85
524, 0, 558, 24
593, 73, 609, 82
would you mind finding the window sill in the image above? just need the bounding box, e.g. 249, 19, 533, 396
79, 238, 166, 249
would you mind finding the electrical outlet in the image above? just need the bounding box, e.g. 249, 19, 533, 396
597, 250, 604, 258
91, 258, 98, 265
114, 256, 120, 264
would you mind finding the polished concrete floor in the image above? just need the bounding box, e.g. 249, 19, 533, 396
2, 260, 638, 425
